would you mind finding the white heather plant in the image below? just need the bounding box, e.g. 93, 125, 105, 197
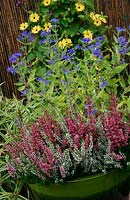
5, 95, 130, 183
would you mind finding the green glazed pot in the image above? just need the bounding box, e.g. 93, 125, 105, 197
29, 167, 130, 200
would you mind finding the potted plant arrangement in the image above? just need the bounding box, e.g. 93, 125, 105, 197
4, 0, 130, 199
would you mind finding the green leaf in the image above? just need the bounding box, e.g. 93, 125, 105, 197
127, 98, 130, 109
111, 64, 128, 76
38, 46, 45, 52
96, 89, 107, 100
127, 52, 130, 56
66, 23, 80, 36
27, 53, 36, 63
60, 19, 68, 27
18, 85, 25, 92
36, 51, 44, 61
28, 68, 36, 83
28, 83, 36, 91
123, 86, 130, 95
78, 14, 85, 19
15, 82, 24, 86
54, 8, 64, 17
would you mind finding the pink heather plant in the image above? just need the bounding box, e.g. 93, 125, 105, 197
6, 95, 130, 183
101, 95, 130, 157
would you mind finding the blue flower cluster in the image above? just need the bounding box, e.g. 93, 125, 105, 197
17, 31, 34, 42
9, 52, 22, 63
7, 66, 16, 75
115, 26, 129, 56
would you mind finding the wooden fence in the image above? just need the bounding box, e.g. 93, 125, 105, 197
0, 0, 130, 98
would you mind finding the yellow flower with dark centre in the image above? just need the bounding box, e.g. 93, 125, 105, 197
58, 38, 73, 49
75, 2, 85, 12
93, 18, 102, 26
83, 30, 93, 39
29, 13, 40, 22
43, 0, 51, 6
44, 22, 52, 32
65, 38, 73, 48
90, 12, 107, 25
31, 25, 41, 34
19, 22, 28, 30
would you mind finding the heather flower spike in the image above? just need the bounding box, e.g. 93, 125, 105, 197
6, 96, 130, 183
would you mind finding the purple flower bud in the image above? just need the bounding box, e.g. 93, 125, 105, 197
75, 44, 82, 50
52, 47, 57, 52
88, 44, 95, 51
9, 52, 22, 63
93, 48, 101, 57
21, 30, 29, 37
50, 18, 59, 23
119, 47, 127, 55
61, 54, 70, 61
37, 77, 49, 85
115, 27, 126, 33
29, 35, 34, 42
67, 48, 75, 55
48, 59, 55, 64
46, 70, 51, 76
21, 89, 27, 96
95, 35, 104, 42
95, 42, 102, 47
82, 38, 91, 43
63, 69, 69, 75
38, 40, 44, 45
61, 80, 67, 85
7, 66, 16, 75
40, 31, 48, 37
49, 39, 56, 44
100, 78, 108, 89
17, 35, 23, 41
117, 36, 128, 46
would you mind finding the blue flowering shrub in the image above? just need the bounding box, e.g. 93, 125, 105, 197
7, 1, 130, 121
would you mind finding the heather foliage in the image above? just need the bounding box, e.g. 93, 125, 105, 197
6, 95, 130, 183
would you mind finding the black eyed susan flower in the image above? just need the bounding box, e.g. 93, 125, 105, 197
43, 0, 51, 6
19, 22, 28, 31
29, 13, 40, 22
31, 25, 41, 34
75, 2, 85, 12
44, 22, 52, 32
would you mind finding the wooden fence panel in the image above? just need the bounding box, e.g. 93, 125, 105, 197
0, 0, 37, 97
0, 0, 130, 98
94, 0, 130, 34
